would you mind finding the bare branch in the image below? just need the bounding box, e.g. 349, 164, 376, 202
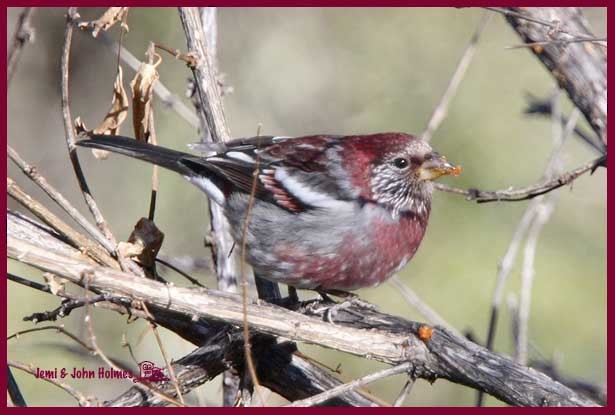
178, 7, 270, 405
484, 7, 591, 38
422, 12, 491, 142
516, 201, 554, 365
91, 31, 200, 128
177, 6, 241, 299
288, 363, 410, 407
60, 8, 118, 249
393, 378, 415, 407
7, 7, 35, 84
476, 95, 580, 406
7, 367, 27, 407
523, 94, 605, 155
388, 275, 461, 337
506, 37, 607, 49
434, 156, 604, 203
515, 93, 576, 365
23, 293, 112, 323
8, 325, 95, 353
7, 233, 599, 407
144, 308, 186, 405
8, 146, 114, 253
7, 177, 118, 268
530, 360, 607, 406
107, 328, 382, 407
8, 181, 380, 409
500, 7, 607, 143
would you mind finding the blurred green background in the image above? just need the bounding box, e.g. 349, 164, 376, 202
7, 7, 606, 406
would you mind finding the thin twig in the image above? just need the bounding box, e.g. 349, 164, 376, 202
239, 137, 266, 405
178, 6, 240, 291
157, 255, 212, 274
483, 7, 589, 38
501, 7, 606, 143
523, 94, 605, 155
153, 42, 198, 67
155, 257, 205, 287
530, 359, 607, 406
8, 325, 94, 353
60, 8, 143, 276
81, 273, 185, 407
515, 94, 573, 365
483, 203, 538, 352
178, 7, 264, 406
7, 367, 27, 407
434, 156, 604, 203
145, 44, 160, 222
476, 96, 581, 406
393, 378, 415, 407
93, 31, 199, 128
8, 360, 94, 406
291, 351, 391, 406
7, 176, 118, 268
23, 294, 112, 323
60, 8, 116, 247
142, 303, 185, 405
8, 272, 55, 294
389, 275, 461, 337
8, 271, 153, 332
8, 146, 114, 253
506, 37, 607, 49
7, 7, 35, 84
516, 202, 553, 365
288, 363, 411, 407
421, 11, 491, 142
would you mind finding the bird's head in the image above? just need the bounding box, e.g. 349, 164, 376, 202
341, 133, 460, 217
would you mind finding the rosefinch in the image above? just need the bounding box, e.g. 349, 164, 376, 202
78, 133, 459, 291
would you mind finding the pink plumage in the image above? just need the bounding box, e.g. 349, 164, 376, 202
77, 132, 458, 291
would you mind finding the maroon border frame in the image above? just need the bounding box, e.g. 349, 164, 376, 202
2, 3, 610, 412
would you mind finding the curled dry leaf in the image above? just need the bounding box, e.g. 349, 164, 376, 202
78, 7, 130, 37
130, 54, 162, 141
117, 241, 143, 259
43, 273, 66, 296
119, 218, 164, 269
75, 67, 129, 159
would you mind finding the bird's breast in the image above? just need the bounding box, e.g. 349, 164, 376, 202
265, 204, 430, 291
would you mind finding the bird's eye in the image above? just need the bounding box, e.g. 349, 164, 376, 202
392, 157, 409, 169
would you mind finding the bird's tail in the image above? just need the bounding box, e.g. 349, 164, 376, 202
76, 135, 196, 176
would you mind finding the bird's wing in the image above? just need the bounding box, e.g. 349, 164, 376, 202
77, 134, 357, 214
202, 135, 357, 213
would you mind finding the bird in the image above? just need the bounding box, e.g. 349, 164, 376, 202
77, 133, 459, 292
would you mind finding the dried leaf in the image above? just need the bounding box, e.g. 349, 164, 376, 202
117, 241, 143, 258
74, 67, 129, 159
79, 7, 129, 37
120, 218, 164, 268
98, 66, 129, 135
43, 273, 65, 296
130, 55, 161, 141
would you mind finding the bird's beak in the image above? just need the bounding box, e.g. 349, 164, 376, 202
417, 153, 461, 181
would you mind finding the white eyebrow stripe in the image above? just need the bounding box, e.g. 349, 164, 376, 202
225, 151, 255, 163
274, 168, 347, 209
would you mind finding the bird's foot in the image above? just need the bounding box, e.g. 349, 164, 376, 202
316, 289, 377, 323
319, 289, 378, 310
287, 286, 299, 304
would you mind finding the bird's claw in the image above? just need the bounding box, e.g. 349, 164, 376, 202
316, 290, 378, 323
